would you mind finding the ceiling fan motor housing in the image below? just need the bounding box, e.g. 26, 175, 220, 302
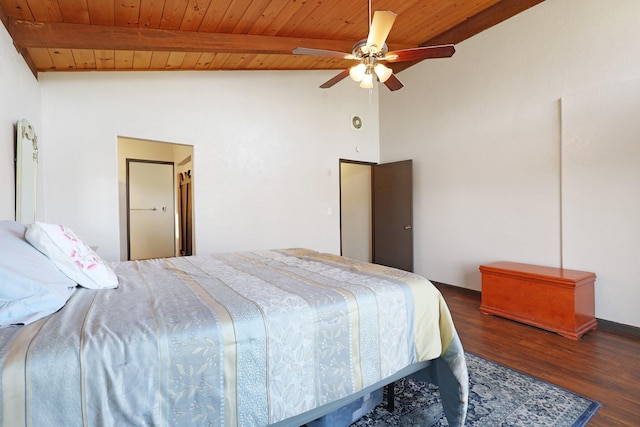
352, 39, 389, 58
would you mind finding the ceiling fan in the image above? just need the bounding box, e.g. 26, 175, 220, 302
292, 7, 455, 91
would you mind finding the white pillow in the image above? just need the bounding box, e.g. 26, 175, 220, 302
25, 222, 118, 290
0, 220, 76, 327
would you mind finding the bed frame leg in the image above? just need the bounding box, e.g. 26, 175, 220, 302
385, 382, 395, 412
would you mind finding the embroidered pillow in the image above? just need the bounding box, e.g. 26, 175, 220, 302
25, 222, 118, 290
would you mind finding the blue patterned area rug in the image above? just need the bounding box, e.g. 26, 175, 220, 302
352, 352, 600, 427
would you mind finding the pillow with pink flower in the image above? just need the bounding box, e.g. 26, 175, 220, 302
25, 222, 118, 290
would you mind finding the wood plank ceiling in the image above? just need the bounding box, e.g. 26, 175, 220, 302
0, 0, 544, 76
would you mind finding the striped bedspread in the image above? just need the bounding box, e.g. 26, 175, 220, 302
0, 249, 467, 426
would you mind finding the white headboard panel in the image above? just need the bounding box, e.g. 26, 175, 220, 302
15, 119, 38, 224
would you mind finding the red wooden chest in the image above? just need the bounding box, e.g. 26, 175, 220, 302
479, 262, 597, 339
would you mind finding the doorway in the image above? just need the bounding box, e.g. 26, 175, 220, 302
117, 137, 194, 261
340, 159, 414, 272
340, 161, 373, 262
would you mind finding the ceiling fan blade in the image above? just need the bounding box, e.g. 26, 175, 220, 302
385, 45, 455, 62
320, 69, 351, 89
383, 73, 404, 91
292, 47, 355, 60
366, 10, 397, 53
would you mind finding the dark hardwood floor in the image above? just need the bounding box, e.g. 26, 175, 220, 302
434, 283, 640, 426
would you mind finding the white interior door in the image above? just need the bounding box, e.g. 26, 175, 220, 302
128, 160, 175, 260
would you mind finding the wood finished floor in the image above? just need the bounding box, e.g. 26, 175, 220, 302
434, 283, 640, 426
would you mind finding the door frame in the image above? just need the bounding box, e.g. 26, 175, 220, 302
339, 158, 414, 271
126, 159, 175, 260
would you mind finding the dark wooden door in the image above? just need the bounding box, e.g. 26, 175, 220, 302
372, 160, 413, 272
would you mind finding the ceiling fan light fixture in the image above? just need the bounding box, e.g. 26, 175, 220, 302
360, 72, 374, 89
373, 63, 393, 83
349, 63, 367, 82
292, 3, 455, 91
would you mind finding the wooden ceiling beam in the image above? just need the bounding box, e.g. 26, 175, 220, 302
9, 18, 371, 55
0, 8, 38, 78
419, 0, 545, 46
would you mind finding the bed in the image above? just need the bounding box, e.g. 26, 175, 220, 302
0, 220, 468, 426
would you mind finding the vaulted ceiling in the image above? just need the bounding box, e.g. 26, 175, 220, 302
0, 0, 543, 76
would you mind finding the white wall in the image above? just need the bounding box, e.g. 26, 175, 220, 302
380, 0, 640, 326
0, 23, 41, 220
561, 80, 640, 328
39, 71, 380, 261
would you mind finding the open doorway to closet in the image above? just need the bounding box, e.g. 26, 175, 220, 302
340, 159, 414, 272
340, 161, 373, 262
117, 137, 194, 261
